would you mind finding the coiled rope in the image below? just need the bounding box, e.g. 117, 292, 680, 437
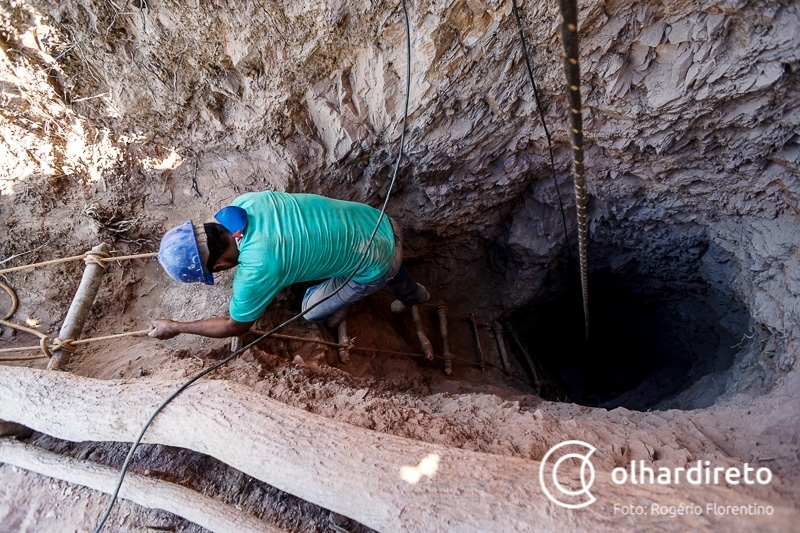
557, 0, 590, 337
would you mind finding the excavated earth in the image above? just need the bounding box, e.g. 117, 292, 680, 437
1, 0, 799, 531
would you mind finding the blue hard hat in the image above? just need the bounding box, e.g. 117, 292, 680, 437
157, 221, 214, 285
215, 205, 248, 238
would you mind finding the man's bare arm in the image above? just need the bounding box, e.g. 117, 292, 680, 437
149, 317, 254, 339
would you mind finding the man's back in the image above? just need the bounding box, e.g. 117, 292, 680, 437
229, 192, 395, 323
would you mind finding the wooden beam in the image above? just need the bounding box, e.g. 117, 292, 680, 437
0, 439, 281, 533
48, 243, 109, 370
0, 366, 796, 532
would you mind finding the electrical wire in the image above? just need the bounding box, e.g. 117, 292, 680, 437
510, 0, 572, 258
93, 1, 412, 530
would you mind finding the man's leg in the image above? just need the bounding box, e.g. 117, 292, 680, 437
302, 276, 385, 324
385, 265, 429, 312
384, 219, 429, 311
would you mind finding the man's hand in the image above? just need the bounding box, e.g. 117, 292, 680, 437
149, 319, 180, 340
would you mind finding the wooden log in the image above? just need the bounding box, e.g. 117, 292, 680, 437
0, 438, 281, 533
336, 318, 350, 363
410, 305, 434, 361
0, 366, 796, 532
508, 327, 541, 386
492, 322, 511, 372
0, 421, 32, 438
436, 305, 453, 375
469, 315, 486, 372
48, 243, 109, 370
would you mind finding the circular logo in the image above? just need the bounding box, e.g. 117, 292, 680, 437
539, 440, 597, 509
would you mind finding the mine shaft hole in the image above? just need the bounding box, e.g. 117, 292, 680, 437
510, 268, 751, 410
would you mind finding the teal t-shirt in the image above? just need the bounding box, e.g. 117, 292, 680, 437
228, 192, 396, 323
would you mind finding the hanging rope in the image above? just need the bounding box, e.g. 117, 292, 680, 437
0, 280, 19, 320
557, 0, 590, 338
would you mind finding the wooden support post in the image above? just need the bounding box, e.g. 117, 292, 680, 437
509, 327, 541, 386
411, 305, 434, 361
437, 305, 454, 375
470, 315, 485, 372
492, 322, 511, 372
47, 243, 109, 370
336, 319, 350, 364
230, 336, 242, 352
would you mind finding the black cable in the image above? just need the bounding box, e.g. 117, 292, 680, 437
93, 1, 412, 530
510, 0, 573, 258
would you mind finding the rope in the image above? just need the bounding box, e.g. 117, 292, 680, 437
83, 250, 111, 270
0, 280, 19, 320
253, 330, 418, 358
0, 253, 92, 275
0, 313, 52, 359
70, 329, 152, 345
265, 332, 355, 350
251, 330, 538, 387
39, 336, 52, 358
50, 337, 77, 354
557, 0, 590, 338
0, 329, 152, 360
0, 250, 156, 361
0, 318, 47, 340
0, 251, 157, 275
99, 252, 159, 263
0, 353, 49, 362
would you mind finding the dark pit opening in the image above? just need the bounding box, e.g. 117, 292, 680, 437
509, 268, 751, 411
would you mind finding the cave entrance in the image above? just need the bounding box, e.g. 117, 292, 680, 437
509, 268, 750, 411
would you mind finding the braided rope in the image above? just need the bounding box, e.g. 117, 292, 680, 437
0, 329, 152, 360
83, 250, 111, 270
558, 0, 590, 337
0, 251, 157, 275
